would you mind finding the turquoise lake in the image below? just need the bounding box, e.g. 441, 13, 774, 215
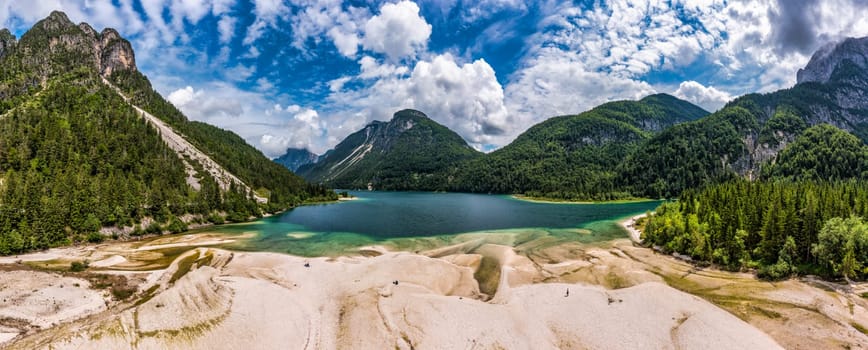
205, 191, 662, 256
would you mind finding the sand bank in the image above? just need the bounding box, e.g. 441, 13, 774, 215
2, 229, 866, 349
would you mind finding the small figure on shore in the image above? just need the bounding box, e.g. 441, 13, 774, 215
565, 288, 569, 297
304, 262, 310, 268
393, 280, 399, 285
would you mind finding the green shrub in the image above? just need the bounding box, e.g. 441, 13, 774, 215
70, 260, 89, 272
86, 232, 104, 243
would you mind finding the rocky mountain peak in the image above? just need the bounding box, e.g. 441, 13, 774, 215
39, 10, 75, 31
797, 36, 868, 84
0, 29, 15, 59
78, 22, 97, 37
393, 109, 428, 121
6, 11, 137, 79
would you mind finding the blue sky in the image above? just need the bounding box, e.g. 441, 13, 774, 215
2, 0, 868, 156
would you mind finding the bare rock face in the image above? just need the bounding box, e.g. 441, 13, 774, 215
8, 10, 137, 79
797, 37, 868, 84
98, 28, 136, 76
0, 29, 15, 60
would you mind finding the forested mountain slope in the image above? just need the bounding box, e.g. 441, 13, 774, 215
621, 37, 868, 198
447, 94, 709, 200
0, 11, 332, 254
298, 109, 482, 190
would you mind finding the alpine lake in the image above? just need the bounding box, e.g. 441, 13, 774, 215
198, 191, 662, 257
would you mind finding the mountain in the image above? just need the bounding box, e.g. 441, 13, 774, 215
448, 94, 709, 200
761, 124, 868, 181
621, 36, 868, 198
298, 109, 482, 190
274, 148, 320, 172
0, 11, 332, 254
797, 37, 868, 84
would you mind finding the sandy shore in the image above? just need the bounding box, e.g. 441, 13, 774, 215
2, 229, 866, 349
619, 214, 647, 243
4, 247, 780, 349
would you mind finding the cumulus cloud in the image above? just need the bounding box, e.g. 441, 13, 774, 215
4, 0, 868, 156
505, 50, 657, 122
325, 54, 510, 149
167, 85, 201, 106
358, 56, 408, 79
288, 0, 368, 57
362, 1, 432, 61
672, 81, 732, 112
166, 83, 328, 157
259, 107, 326, 156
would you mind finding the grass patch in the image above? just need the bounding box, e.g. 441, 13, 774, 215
605, 271, 628, 289
860, 292, 868, 299
169, 252, 199, 284
852, 322, 868, 335
111, 284, 137, 300
474, 256, 501, 297
134, 284, 161, 307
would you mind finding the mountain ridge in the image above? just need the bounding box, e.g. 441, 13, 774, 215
298, 109, 481, 190
292, 35, 868, 199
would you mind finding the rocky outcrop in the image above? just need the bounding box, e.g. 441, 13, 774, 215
7, 10, 136, 79
98, 28, 136, 76
0, 29, 15, 60
797, 37, 868, 84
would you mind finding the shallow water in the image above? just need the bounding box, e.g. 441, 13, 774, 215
200, 191, 661, 256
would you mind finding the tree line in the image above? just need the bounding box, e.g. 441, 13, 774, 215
643, 180, 868, 280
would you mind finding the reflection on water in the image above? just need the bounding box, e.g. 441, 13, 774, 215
195, 192, 660, 257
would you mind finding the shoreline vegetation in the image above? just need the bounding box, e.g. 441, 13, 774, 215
511, 194, 658, 205
642, 180, 868, 281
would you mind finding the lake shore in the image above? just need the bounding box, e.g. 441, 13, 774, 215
2, 238, 785, 349
510, 194, 658, 205
7, 225, 866, 349
618, 213, 647, 243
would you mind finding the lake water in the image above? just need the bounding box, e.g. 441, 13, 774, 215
206, 191, 661, 256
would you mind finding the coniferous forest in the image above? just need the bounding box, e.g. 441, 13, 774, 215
0, 12, 335, 255
643, 181, 868, 280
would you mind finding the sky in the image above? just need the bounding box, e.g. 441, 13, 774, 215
2, 0, 868, 157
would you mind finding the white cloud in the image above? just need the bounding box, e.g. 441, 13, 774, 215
358, 56, 408, 79
224, 64, 256, 82
328, 26, 359, 56
169, 0, 211, 31
362, 1, 431, 61
672, 80, 732, 112
217, 15, 236, 43
167, 85, 201, 106
242, 0, 289, 45
166, 82, 327, 157
328, 76, 351, 92
287, 0, 367, 57
505, 49, 657, 123
325, 54, 510, 150
258, 107, 324, 156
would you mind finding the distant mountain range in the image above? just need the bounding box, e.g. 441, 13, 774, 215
287, 36, 868, 199
274, 148, 320, 172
